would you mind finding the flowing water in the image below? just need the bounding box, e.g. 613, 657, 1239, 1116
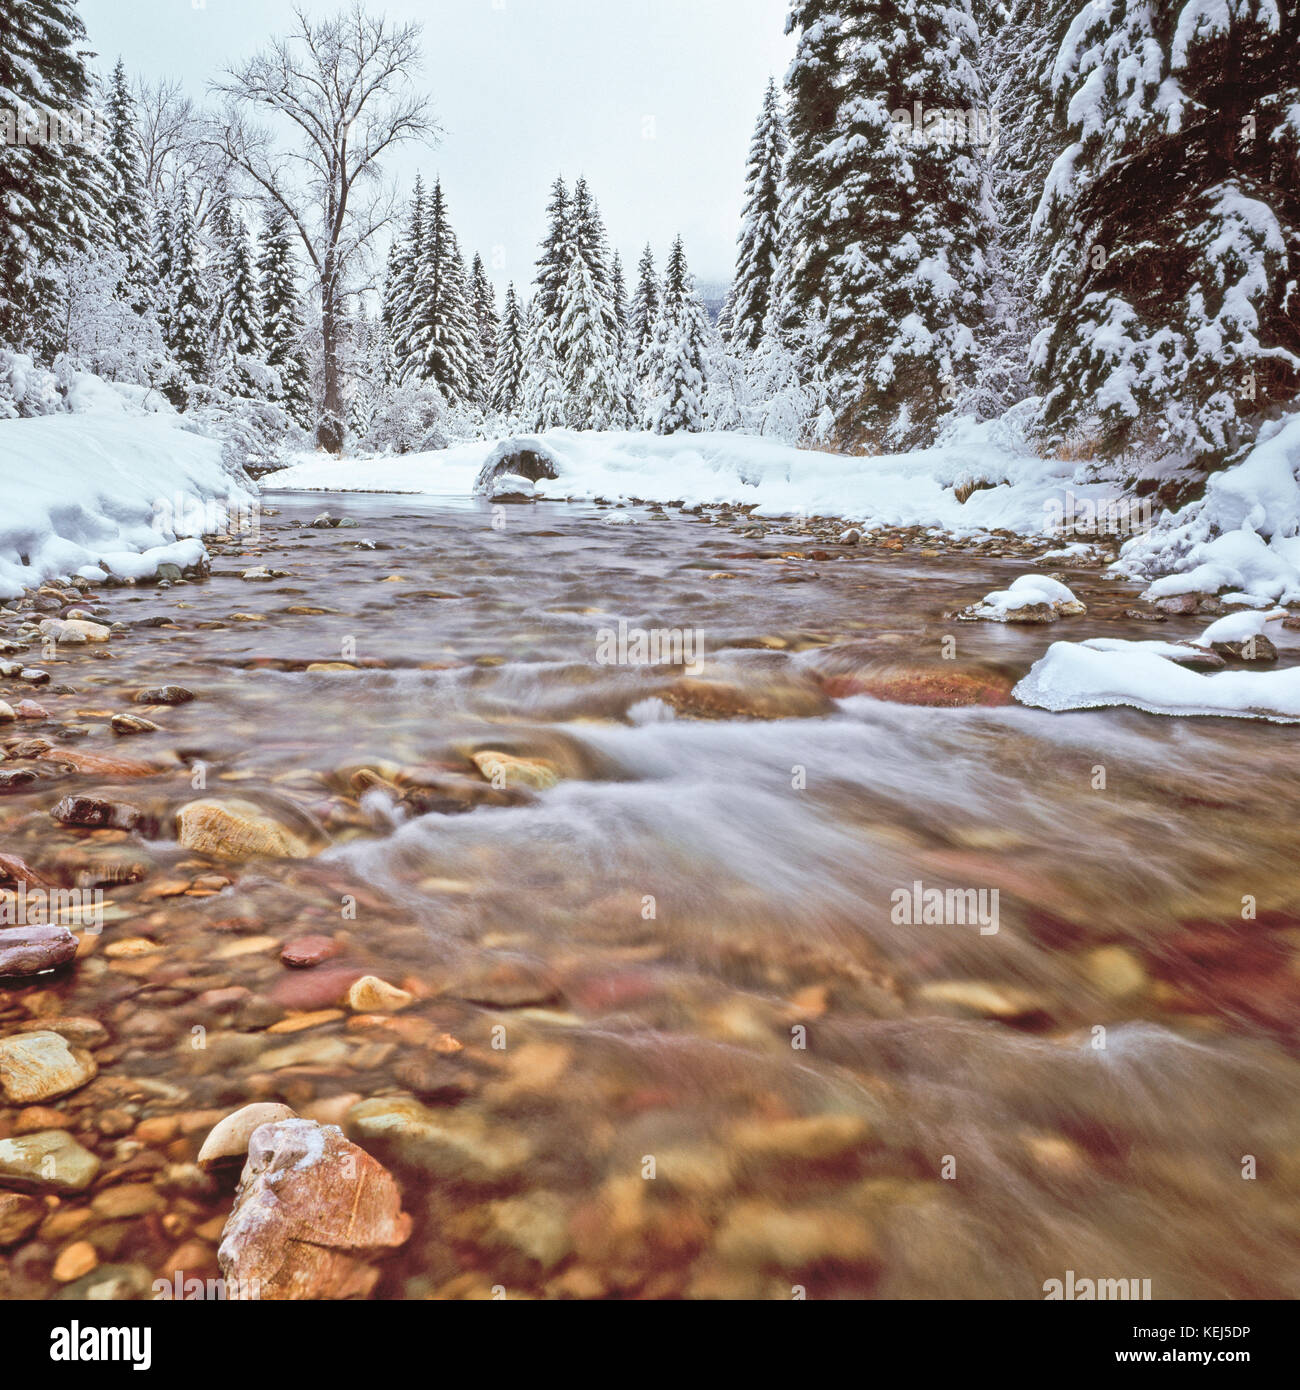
2, 491, 1298, 1300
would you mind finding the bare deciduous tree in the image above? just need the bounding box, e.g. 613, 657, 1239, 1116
205, 4, 436, 450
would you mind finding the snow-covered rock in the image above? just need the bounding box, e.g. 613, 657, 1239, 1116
1015, 640, 1300, 722
958, 574, 1086, 623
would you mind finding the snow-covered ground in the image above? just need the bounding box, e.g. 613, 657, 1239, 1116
0, 384, 256, 600
266, 421, 1121, 534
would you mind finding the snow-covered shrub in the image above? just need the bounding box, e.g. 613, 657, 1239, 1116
0, 350, 64, 417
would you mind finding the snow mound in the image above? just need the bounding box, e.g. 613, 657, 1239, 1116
0, 412, 255, 599
1115, 414, 1300, 605
959, 574, 1086, 622
1015, 640, 1300, 722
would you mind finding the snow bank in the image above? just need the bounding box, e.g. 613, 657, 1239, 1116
0, 411, 255, 599
1015, 639, 1300, 722
1116, 414, 1300, 605
264, 422, 1113, 538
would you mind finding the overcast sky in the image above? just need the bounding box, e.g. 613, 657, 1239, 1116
80, 0, 796, 296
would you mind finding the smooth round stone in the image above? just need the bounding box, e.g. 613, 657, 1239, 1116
280, 935, 343, 969
0, 923, 79, 979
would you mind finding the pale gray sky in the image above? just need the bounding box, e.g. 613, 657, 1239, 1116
81, 0, 795, 296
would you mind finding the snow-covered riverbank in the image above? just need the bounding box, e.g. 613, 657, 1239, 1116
0, 403, 256, 600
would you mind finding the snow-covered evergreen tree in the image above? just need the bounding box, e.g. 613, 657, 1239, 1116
469, 252, 498, 401
731, 76, 788, 353
558, 245, 624, 429
387, 175, 426, 379
411, 180, 478, 405
164, 183, 209, 387
647, 236, 710, 434
629, 243, 660, 365
534, 177, 572, 341
149, 201, 175, 344
103, 58, 151, 311
521, 298, 567, 431
783, 0, 992, 449
490, 281, 526, 419
259, 210, 313, 429
0, 0, 108, 349
211, 214, 263, 393
1032, 0, 1300, 465
569, 177, 620, 343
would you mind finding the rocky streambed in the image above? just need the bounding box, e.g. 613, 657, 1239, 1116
1, 491, 1298, 1300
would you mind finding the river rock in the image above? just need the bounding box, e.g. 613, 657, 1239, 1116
280, 935, 342, 968
110, 713, 158, 735
0, 923, 79, 977
0, 1191, 43, 1245
197, 1102, 297, 1167
346, 975, 412, 1013
176, 798, 320, 860
0, 1129, 101, 1192
0, 701, 13, 721
217, 1118, 411, 1299
660, 676, 833, 721
40, 618, 111, 644
134, 685, 195, 706
0, 1030, 98, 1103
470, 750, 559, 791
51, 795, 142, 830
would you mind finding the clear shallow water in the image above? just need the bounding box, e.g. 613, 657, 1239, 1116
1, 491, 1298, 1299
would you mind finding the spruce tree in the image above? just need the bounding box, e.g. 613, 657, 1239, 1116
569, 177, 619, 342
731, 76, 788, 353
628, 243, 660, 385
648, 236, 710, 434
213, 214, 263, 392
534, 176, 572, 340
0, 0, 108, 348
558, 246, 623, 429
103, 58, 150, 311
150, 202, 175, 344
521, 299, 567, 431
165, 183, 208, 386
412, 180, 478, 405
388, 175, 426, 380
1032, 0, 1300, 464
783, 0, 992, 448
469, 252, 499, 397
490, 282, 526, 418
259, 210, 313, 428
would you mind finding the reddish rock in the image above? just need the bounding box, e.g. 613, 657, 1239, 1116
51, 795, 142, 830
280, 935, 343, 969
217, 1118, 411, 1299
0, 853, 51, 888
268, 964, 366, 1011
14, 701, 48, 720
0, 923, 79, 978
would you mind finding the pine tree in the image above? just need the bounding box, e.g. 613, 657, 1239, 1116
628, 243, 660, 396
103, 58, 150, 311
387, 175, 426, 380
0, 0, 108, 348
558, 245, 623, 429
534, 176, 572, 340
469, 252, 499, 399
149, 202, 175, 344
521, 299, 567, 431
1032, 0, 1300, 464
412, 180, 478, 405
212, 214, 263, 392
490, 282, 526, 418
648, 236, 710, 434
731, 76, 788, 353
259, 210, 312, 428
783, 0, 992, 448
164, 183, 208, 385
569, 176, 619, 342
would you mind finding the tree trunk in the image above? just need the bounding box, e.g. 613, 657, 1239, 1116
317, 253, 344, 453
